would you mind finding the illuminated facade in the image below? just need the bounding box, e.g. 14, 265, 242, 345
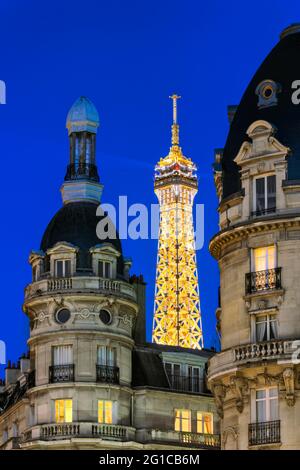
152, 96, 203, 349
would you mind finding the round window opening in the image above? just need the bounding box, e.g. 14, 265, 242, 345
99, 309, 112, 325
262, 85, 273, 99
55, 308, 71, 324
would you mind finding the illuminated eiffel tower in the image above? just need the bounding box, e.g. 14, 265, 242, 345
152, 95, 203, 349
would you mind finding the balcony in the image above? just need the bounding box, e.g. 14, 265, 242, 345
142, 429, 220, 449
21, 423, 136, 443
49, 364, 74, 383
234, 339, 285, 362
167, 374, 202, 394
24, 276, 136, 302
96, 365, 119, 384
245, 268, 282, 295
249, 420, 281, 446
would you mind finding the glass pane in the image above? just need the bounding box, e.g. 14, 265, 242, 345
197, 412, 203, 433
98, 401, 104, 423
64, 260, 71, 277
267, 175, 276, 210
174, 415, 180, 431
65, 400, 72, 423
56, 260, 63, 277
55, 400, 64, 423
269, 387, 278, 398
269, 398, 278, 420
266, 246, 275, 269
105, 262, 110, 278
165, 363, 172, 377
174, 364, 180, 376
256, 178, 265, 212
99, 261, 104, 277
105, 401, 113, 424
256, 400, 266, 422
256, 389, 266, 399
204, 413, 213, 434
254, 247, 267, 272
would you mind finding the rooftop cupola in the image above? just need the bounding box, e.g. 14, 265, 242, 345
61, 96, 103, 204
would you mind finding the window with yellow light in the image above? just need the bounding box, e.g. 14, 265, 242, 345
196, 412, 213, 434
174, 409, 191, 432
98, 400, 113, 424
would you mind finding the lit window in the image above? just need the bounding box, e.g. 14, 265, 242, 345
98, 400, 113, 424
97, 346, 116, 366
55, 399, 72, 423
253, 175, 276, 215
174, 409, 191, 432
197, 412, 213, 434
256, 314, 278, 342
255, 387, 278, 423
55, 259, 71, 277
253, 246, 275, 272
99, 261, 112, 278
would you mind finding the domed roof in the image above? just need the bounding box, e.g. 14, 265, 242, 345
41, 202, 124, 274
222, 25, 300, 200
66, 96, 99, 135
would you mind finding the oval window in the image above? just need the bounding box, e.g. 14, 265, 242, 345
99, 309, 112, 325
55, 308, 71, 324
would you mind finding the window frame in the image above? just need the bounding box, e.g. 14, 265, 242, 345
251, 245, 277, 273
174, 409, 191, 432
254, 387, 279, 423
55, 399, 73, 423
196, 411, 214, 434
255, 313, 278, 342
98, 260, 112, 279
55, 259, 71, 278
98, 400, 113, 424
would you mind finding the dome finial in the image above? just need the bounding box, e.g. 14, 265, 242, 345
169, 94, 181, 146
66, 96, 99, 136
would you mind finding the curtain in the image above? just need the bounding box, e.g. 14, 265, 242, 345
53, 345, 73, 365
256, 316, 267, 342
97, 347, 115, 366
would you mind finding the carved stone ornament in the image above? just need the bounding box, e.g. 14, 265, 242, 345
230, 376, 249, 413
212, 383, 226, 419
283, 367, 295, 407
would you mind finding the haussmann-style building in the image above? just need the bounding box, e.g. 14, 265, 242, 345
0, 96, 219, 450
208, 24, 300, 450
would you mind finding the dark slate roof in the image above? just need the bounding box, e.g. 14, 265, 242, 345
40, 201, 124, 274
132, 347, 170, 388
132, 343, 215, 389
222, 26, 300, 200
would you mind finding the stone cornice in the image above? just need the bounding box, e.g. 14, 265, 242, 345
210, 213, 300, 260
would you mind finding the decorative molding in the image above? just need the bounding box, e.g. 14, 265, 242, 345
282, 367, 295, 407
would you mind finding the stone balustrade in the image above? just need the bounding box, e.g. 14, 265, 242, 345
24, 276, 136, 302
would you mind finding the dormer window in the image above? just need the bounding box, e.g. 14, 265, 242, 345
253, 175, 276, 216
55, 259, 71, 278
98, 260, 112, 278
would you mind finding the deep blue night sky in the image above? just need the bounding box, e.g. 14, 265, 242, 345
0, 0, 298, 377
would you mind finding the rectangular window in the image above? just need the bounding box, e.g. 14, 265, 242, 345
97, 346, 116, 366
98, 400, 113, 424
99, 261, 111, 278
188, 366, 202, 393
53, 345, 73, 365
254, 175, 276, 215
32, 266, 37, 282
197, 412, 213, 434
55, 259, 71, 278
253, 246, 275, 272
55, 399, 72, 423
256, 314, 278, 342
256, 387, 278, 423
174, 409, 191, 432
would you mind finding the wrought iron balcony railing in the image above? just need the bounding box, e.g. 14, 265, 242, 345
49, 364, 75, 383
249, 420, 281, 446
96, 365, 119, 384
167, 374, 202, 393
251, 207, 276, 217
245, 267, 282, 294
64, 162, 99, 181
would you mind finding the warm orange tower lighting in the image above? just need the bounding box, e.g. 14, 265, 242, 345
152, 95, 203, 349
